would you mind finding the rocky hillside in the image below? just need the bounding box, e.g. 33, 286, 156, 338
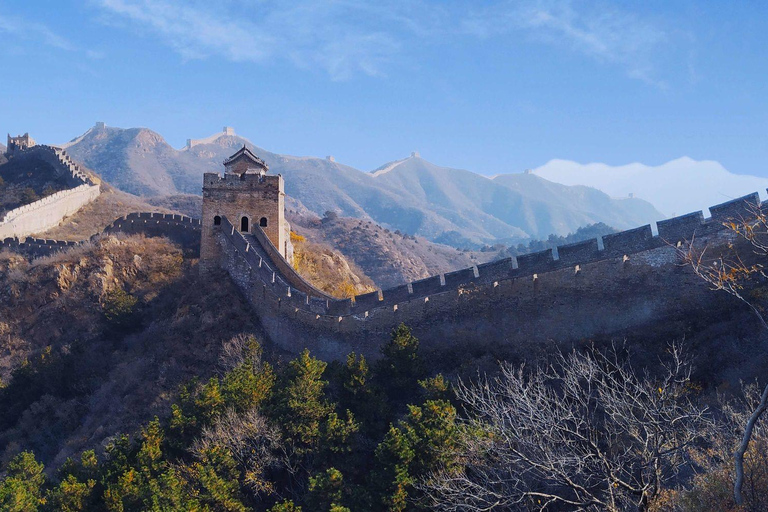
0, 153, 70, 216
291, 213, 500, 289
0, 236, 267, 468
62, 124, 662, 246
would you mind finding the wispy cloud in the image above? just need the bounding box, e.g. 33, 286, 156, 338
0, 14, 77, 51
93, 0, 681, 85
463, 0, 670, 87
0, 12, 106, 60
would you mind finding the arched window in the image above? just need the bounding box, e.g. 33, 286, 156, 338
213, 215, 221, 226
260, 217, 268, 227
240, 216, 249, 233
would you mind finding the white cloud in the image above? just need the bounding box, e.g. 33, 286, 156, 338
93, 0, 681, 84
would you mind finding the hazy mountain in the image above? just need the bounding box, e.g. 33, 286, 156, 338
62, 124, 662, 245
533, 158, 768, 217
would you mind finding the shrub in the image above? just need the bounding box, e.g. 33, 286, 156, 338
102, 287, 139, 329
21, 187, 39, 204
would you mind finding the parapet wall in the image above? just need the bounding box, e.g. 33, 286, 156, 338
104, 212, 202, 254
1, 212, 201, 259
211, 192, 764, 361
0, 145, 100, 239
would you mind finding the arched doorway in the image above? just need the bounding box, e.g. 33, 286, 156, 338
213, 215, 221, 226
240, 216, 249, 233
260, 217, 268, 227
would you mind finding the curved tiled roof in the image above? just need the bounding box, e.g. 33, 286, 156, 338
223, 145, 268, 172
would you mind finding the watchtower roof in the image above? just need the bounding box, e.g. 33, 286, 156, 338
223, 145, 268, 174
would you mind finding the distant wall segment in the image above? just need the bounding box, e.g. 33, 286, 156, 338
1, 212, 201, 259
0, 145, 100, 239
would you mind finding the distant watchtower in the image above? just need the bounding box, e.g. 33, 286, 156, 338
200, 146, 286, 272
6, 133, 36, 157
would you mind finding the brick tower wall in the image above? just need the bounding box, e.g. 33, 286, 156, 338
201, 171, 285, 273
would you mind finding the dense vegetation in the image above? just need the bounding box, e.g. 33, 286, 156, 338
0, 325, 463, 511
2, 323, 767, 511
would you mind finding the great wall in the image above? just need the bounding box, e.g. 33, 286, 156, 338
0, 141, 762, 360
0, 143, 100, 241
0, 212, 201, 258
205, 193, 756, 360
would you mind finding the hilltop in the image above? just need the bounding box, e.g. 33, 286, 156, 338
62, 124, 662, 246
291, 213, 499, 289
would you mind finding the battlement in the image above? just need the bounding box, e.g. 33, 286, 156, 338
210, 192, 762, 324
203, 171, 283, 192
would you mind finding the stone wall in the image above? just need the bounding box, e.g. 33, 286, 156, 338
0, 145, 100, 239
105, 212, 202, 254
201, 171, 286, 273
1, 212, 201, 259
209, 192, 763, 361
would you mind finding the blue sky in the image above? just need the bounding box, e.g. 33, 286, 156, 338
1, 1, 767, 176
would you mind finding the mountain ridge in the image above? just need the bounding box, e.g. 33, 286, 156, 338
60, 124, 662, 246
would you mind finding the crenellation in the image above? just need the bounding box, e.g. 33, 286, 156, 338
353, 290, 383, 310
517, 248, 555, 271
443, 267, 477, 288
601, 225, 657, 255
410, 275, 444, 296
381, 283, 411, 306
557, 239, 601, 265
709, 193, 761, 222
476, 257, 515, 282
656, 211, 705, 242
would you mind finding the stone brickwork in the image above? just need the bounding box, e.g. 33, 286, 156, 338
206, 193, 764, 361
0, 144, 100, 240
201, 147, 286, 273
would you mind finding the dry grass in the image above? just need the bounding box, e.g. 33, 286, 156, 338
291, 234, 376, 298
37, 186, 178, 241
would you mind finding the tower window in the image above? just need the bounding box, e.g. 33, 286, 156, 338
240, 216, 249, 233
260, 217, 268, 227
213, 215, 221, 226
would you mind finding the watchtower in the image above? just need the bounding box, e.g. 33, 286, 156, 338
200, 146, 286, 272
6, 133, 36, 157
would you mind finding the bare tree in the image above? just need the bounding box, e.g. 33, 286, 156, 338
194, 408, 284, 496
678, 205, 768, 506
422, 344, 712, 512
